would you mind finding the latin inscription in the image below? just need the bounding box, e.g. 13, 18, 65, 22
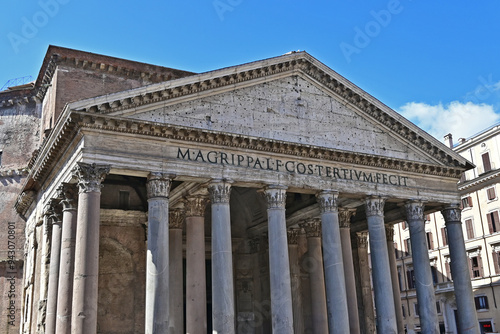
177, 148, 409, 186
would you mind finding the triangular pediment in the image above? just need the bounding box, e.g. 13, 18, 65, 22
68, 52, 471, 170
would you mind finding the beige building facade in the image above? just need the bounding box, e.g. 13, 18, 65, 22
394, 128, 500, 334
3, 46, 483, 333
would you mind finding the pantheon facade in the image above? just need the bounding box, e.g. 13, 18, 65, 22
13, 46, 479, 333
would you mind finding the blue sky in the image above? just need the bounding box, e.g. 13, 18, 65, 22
1, 1, 500, 142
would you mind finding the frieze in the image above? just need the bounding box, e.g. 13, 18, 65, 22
178, 147, 409, 187
72, 162, 110, 194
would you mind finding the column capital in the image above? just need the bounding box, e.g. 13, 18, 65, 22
385, 224, 395, 242
299, 219, 322, 238
365, 196, 386, 217
287, 228, 301, 245
57, 183, 78, 211
47, 198, 63, 224
72, 162, 110, 194
261, 185, 287, 209
169, 208, 185, 229
405, 201, 425, 221
184, 195, 208, 217
356, 231, 369, 248
208, 179, 232, 204
441, 204, 461, 224
338, 208, 356, 228
146, 172, 174, 199
316, 190, 338, 213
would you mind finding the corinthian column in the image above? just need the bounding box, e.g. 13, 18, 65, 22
45, 199, 63, 334
365, 196, 397, 334
338, 208, 360, 334
316, 191, 349, 334
385, 225, 404, 334
441, 205, 479, 334
356, 232, 376, 334
287, 228, 304, 334
405, 201, 439, 334
71, 162, 110, 334
208, 180, 236, 333
261, 185, 294, 333
145, 172, 173, 333
55, 183, 78, 334
169, 208, 184, 334
300, 218, 328, 334
185, 195, 209, 334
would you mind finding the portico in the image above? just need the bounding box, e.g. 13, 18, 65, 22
16, 51, 477, 333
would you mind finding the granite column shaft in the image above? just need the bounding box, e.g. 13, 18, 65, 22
45, 200, 62, 334
262, 185, 294, 333
385, 225, 405, 334
71, 162, 109, 334
209, 180, 236, 333
316, 191, 350, 334
185, 195, 208, 334
365, 196, 397, 334
441, 205, 479, 334
169, 209, 185, 334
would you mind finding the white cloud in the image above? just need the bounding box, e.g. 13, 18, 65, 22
398, 101, 500, 141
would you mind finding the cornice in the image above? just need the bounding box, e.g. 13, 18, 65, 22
458, 169, 500, 192
65, 52, 469, 171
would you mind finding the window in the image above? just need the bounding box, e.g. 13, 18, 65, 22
402, 304, 406, 318
431, 265, 438, 285
441, 227, 448, 246
404, 238, 412, 256
444, 258, 452, 281
465, 219, 474, 239
407, 268, 416, 289
482, 152, 492, 173
469, 255, 483, 278
439, 323, 446, 334
436, 301, 441, 314
398, 267, 403, 291
414, 303, 419, 317
487, 211, 500, 234
479, 320, 494, 333
475, 295, 489, 310
402, 221, 407, 229
493, 248, 500, 275
461, 196, 473, 209
487, 187, 497, 201
426, 232, 434, 249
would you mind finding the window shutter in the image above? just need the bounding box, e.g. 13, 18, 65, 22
475, 297, 480, 310
482, 152, 492, 172
441, 228, 448, 246
468, 196, 473, 207
402, 221, 406, 229
493, 252, 500, 275
445, 261, 451, 281
428, 232, 434, 249
465, 219, 474, 239
478, 255, 484, 277
484, 296, 489, 309
494, 211, 500, 232
487, 187, 496, 200
469, 258, 474, 279
487, 213, 494, 234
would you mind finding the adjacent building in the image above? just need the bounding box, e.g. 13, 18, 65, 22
395, 129, 500, 334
